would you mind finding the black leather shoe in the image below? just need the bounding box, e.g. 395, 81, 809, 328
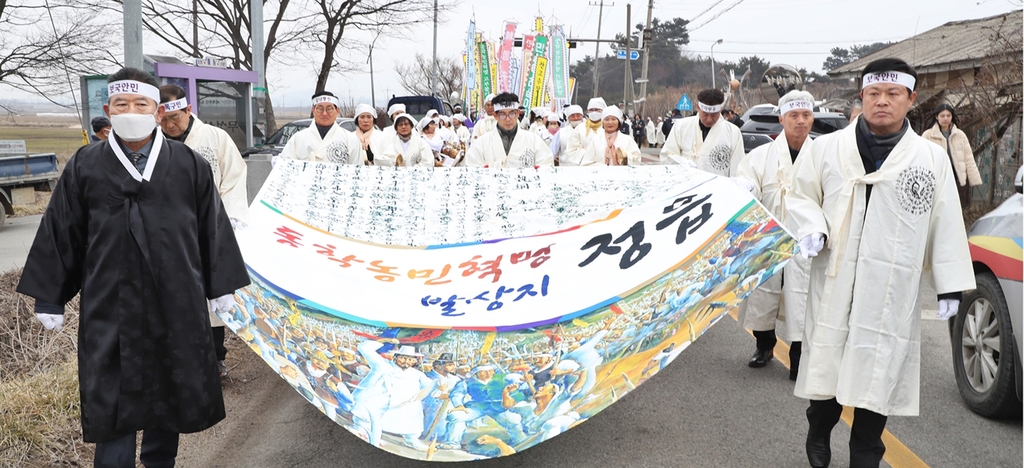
806, 436, 831, 467
748, 348, 773, 368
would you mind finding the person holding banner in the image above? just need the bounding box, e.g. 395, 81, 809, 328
735, 90, 816, 379
377, 113, 434, 167
660, 89, 745, 177
276, 91, 362, 165
464, 93, 554, 169
472, 93, 498, 141
158, 85, 249, 378
785, 58, 974, 468
353, 103, 387, 165
18, 67, 250, 468
579, 106, 642, 166
562, 97, 609, 166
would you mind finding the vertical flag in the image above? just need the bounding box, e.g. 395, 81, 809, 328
520, 35, 536, 100
478, 41, 492, 102
522, 34, 548, 110
474, 33, 485, 110
465, 21, 476, 110
550, 25, 569, 100
487, 42, 498, 95
498, 22, 516, 92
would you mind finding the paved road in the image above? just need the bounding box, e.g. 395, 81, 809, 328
0, 214, 41, 273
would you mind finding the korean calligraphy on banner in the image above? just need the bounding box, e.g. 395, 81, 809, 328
225, 163, 797, 461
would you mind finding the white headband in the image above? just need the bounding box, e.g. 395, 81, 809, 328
312, 95, 340, 109
108, 80, 161, 104
162, 97, 188, 112
493, 102, 519, 111
780, 100, 813, 116
861, 71, 916, 90
698, 102, 722, 114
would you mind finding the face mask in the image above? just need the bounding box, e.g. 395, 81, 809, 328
569, 119, 582, 128
588, 111, 603, 122
111, 112, 157, 142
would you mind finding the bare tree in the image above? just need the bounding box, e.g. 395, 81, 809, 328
394, 53, 463, 99
301, 0, 447, 94
0, 1, 120, 109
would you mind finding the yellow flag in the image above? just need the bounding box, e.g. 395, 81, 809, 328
480, 332, 497, 355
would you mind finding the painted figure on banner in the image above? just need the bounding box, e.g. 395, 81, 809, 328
660, 88, 745, 176
464, 93, 554, 168
276, 91, 362, 165
786, 58, 974, 468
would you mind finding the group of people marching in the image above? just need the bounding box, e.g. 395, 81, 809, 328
18, 56, 978, 468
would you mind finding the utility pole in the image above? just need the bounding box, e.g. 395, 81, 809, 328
639, 0, 654, 116
252, 0, 267, 136
123, 0, 143, 69
622, 4, 632, 116
192, 0, 199, 58
589, 0, 612, 97
431, 0, 439, 96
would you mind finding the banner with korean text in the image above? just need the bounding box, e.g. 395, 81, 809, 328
224, 164, 797, 461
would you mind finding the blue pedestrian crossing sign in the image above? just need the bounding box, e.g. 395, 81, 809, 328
677, 94, 693, 111
616, 49, 641, 61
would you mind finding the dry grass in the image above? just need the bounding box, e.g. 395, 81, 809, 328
0, 269, 89, 466
0, 124, 85, 163
12, 192, 52, 217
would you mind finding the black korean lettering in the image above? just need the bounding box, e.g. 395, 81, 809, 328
655, 193, 714, 244
613, 221, 652, 269
578, 233, 619, 267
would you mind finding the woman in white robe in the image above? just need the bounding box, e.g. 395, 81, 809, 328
579, 106, 642, 166
377, 113, 434, 168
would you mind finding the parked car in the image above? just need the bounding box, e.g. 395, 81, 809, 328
951, 166, 1023, 418
742, 133, 775, 154
740, 110, 849, 141
240, 117, 355, 158
386, 95, 453, 122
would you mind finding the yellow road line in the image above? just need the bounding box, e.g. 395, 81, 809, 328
727, 308, 929, 468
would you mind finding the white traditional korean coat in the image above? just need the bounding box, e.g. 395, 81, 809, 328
579, 130, 643, 166
377, 131, 435, 168
464, 127, 554, 168
471, 115, 497, 140
279, 120, 362, 165
659, 116, 745, 176
736, 132, 812, 339
560, 121, 605, 167
182, 115, 249, 224
785, 122, 975, 416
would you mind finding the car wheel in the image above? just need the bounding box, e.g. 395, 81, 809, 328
951, 271, 1022, 418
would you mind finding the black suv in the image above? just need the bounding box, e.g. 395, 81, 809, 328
740, 110, 849, 152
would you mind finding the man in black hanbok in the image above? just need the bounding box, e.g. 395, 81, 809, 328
16, 67, 250, 468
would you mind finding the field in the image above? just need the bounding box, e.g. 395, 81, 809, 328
0, 115, 86, 163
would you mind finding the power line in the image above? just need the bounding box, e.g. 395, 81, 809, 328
687, 0, 748, 33
688, 0, 728, 23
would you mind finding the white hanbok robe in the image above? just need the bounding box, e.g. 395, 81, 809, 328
359, 129, 389, 165
181, 115, 249, 224
645, 120, 658, 146
464, 127, 554, 168
553, 126, 575, 165
656, 122, 667, 146
659, 116, 745, 176
785, 123, 975, 416
561, 121, 604, 167
279, 120, 362, 164
377, 131, 435, 168
579, 131, 643, 166
471, 115, 497, 140
181, 115, 249, 329
454, 125, 471, 145
736, 132, 812, 339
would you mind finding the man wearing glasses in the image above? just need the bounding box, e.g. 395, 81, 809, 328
464, 93, 553, 168
277, 91, 362, 165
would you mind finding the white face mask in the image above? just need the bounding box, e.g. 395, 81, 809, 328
569, 119, 582, 128
588, 111, 603, 122
110, 112, 158, 142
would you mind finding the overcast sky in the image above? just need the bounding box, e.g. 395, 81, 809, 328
3, 0, 1020, 108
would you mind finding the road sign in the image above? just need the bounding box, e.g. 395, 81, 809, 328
616, 49, 640, 61
0, 140, 27, 154
676, 94, 693, 112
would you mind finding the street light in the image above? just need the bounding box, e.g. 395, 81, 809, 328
711, 39, 723, 89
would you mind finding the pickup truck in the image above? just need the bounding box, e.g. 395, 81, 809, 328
0, 153, 59, 230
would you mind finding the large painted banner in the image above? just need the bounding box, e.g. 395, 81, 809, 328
224, 164, 796, 461
498, 22, 516, 93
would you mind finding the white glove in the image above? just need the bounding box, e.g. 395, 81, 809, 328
937, 299, 960, 321
36, 313, 64, 331
271, 155, 281, 168
229, 218, 247, 230
730, 177, 755, 193
210, 294, 236, 315
798, 233, 825, 259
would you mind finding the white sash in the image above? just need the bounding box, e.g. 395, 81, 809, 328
108, 129, 164, 182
